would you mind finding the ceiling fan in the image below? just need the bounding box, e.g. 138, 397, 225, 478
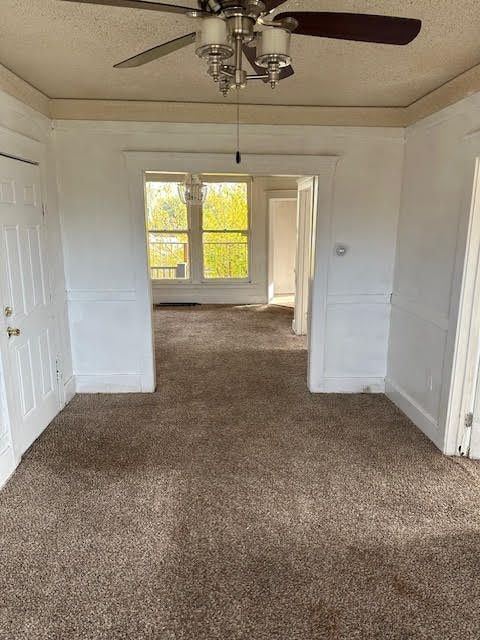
62, 0, 421, 96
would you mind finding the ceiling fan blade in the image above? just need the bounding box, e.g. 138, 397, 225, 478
278, 64, 294, 80
61, 0, 208, 16
275, 12, 421, 45
243, 44, 294, 82
115, 32, 196, 68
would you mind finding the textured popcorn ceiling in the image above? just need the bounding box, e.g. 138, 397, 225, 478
1, 0, 480, 107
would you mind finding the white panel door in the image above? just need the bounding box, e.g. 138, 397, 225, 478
0, 156, 59, 455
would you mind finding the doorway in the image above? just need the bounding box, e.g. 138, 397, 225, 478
268, 194, 297, 309
0, 155, 60, 458
125, 151, 338, 393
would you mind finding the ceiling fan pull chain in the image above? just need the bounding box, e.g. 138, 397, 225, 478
236, 91, 241, 164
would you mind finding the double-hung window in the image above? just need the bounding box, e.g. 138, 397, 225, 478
145, 175, 250, 283
201, 180, 249, 281
145, 180, 190, 281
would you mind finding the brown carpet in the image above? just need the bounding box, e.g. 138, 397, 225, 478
1, 304, 480, 640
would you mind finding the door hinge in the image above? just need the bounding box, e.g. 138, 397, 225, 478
42, 202, 46, 217
465, 412, 474, 428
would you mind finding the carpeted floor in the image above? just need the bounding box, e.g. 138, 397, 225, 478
1, 304, 480, 639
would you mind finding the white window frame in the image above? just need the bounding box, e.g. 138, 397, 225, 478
144, 174, 192, 283
200, 176, 251, 283
144, 173, 252, 285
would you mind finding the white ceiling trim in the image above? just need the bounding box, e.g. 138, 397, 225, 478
3, 60, 480, 129
405, 61, 480, 126
49, 99, 407, 127
0, 64, 50, 118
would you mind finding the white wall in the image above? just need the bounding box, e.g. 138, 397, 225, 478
0, 89, 72, 486
271, 199, 296, 296
386, 93, 480, 453
54, 121, 404, 393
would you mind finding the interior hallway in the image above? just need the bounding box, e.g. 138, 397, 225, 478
1, 305, 480, 639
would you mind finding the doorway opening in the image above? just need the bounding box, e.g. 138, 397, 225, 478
267, 177, 316, 336
125, 150, 338, 395
268, 193, 297, 310
142, 170, 318, 386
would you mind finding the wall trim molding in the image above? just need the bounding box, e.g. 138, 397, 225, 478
75, 373, 143, 393
4, 53, 480, 130
404, 62, 480, 127
50, 100, 407, 128
310, 376, 385, 394
386, 377, 443, 451
67, 289, 136, 302
52, 119, 406, 143
391, 293, 450, 331
0, 64, 50, 118
327, 293, 391, 305
64, 376, 76, 404
152, 285, 266, 305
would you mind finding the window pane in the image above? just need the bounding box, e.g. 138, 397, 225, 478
149, 232, 189, 280
203, 232, 248, 279
146, 181, 188, 231
203, 182, 248, 231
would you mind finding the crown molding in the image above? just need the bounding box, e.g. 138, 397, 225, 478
3, 58, 480, 129
49, 99, 407, 127
404, 61, 480, 126
0, 64, 50, 118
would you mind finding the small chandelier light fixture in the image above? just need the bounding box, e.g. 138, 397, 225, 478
177, 174, 209, 206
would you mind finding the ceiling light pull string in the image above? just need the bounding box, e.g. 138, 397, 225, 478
236, 89, 241, 165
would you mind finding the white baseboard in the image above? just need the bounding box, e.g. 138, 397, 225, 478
64, 376, 76, 404
0, 443, 18, 490
75, 373, 143, 393
309, 377, 385, 393
385, 378, 443, 450
152, 283, 267, 305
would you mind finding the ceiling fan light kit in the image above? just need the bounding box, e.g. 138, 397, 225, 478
194, 4, 293, 94
62, 0, 422, 96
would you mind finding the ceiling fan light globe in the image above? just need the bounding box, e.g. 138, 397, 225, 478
197, 16, 229, 46
257, 27, 290, 56
196, 17, 234, 60
255, 27, 290, 67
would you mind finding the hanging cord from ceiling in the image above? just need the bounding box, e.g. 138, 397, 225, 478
236, 88, 241, 164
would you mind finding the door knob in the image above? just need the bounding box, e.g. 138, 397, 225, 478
4, 306, 12, 317
7, 327, 20, 338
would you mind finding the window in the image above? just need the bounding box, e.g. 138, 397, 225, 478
145, 175, 250, 283
202, 182, 249, 280
145, 181, 190, 280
